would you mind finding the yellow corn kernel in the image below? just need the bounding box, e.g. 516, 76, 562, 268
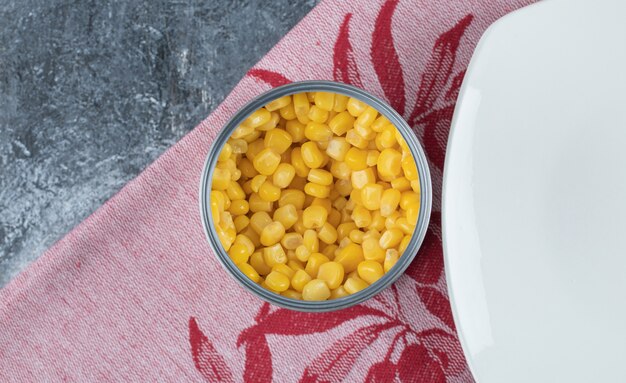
379, 229, 404, 249
302, 279, 331, 301
231, 124, 255, 139
237, 262, 261, 283
344, 276, 369, 294
281, 232, 303, 250
295, 245, 311, 262
330, 286, 349, 299
280, 102, 297, 120
233, 234, 254, 254
219, 211, 235, 230
369, 211, 386, 232
258, 181, 281, 202
258, 112, 281, 131
317, 222, 338, 245
346, 97, 367, 117
371, 115, 390, 132
304, 170, 333, 187
226, 181, 245, 201
229, 199, 249, 216
291, 269, 312, 292
265, 271, 290, 292
272, 264, 295, 279
329, 160, 352, 181
377, 149, 402, 179
245, 139, 265, 161
307, 105, 328, 123
379, 188, 402, 217
406, 206, 419, 226
364, 150, 379, 167
398, 235, 411, 254
357, 260, 384, 284
293, 215, 307, 235
355, 106, 378, 129
278, 189, 305, 210
402, 155, 418, 181
344, 148, 368, 171
328, 111, 355, 136
349, 229, 365, 244
330, 93, 347, 111
305, 253, 330, 277
362, 237, 386, 262
300, 142, 324, 169
337, 223, 358, 242
230, 139, 249, 155
288, 259, 305, 270
263, 243, 287, 267
273, 204, 298, 230
325, 207, 340, 227
250, 251, 271, 276
325, 137, 351, 161
400, 191, 420, 210
250, 211, 272, 234
212, 168, 231, 190
389, 177, 410, 192
253, 148, 281, 176
266, 95, 291, 111
250, 175, 266, 193
334, 179, 353, 197
351, 168, 376, 190
249, 193, 273, 213
270, 163, 295, 189
317, 261, 344, 289
384, 249, 399, 272
216, 226, 234, 251
361, 183, 384, 211
311, 197, 332, 213
333, 196, 347, 211
303, 229, 319, 253
304, 183, 330, 198
351, 205, 372, 228
282, 289, 302, 300
234, 215, 250, 232
302, 122, 331, 142
238, 158, 257, 179
322, 244, 338, 259
302, 205, 328, 229
241, 180, 253, 195
345, 129, 369, 149
264, 129, 293, 154
241, 226, 261, 248
290, 147, 310, 177
285, 120, 306, 143
228, 243, 250, 264
293, 93, 310, 124
411, 179, 421, 194
395, 217, 415, 235
335, 243, 364, 273
315, 92, 335, 111
260, 222, 286, 246
243, 108, 272, 128
378, 125, 397, 148
218, 143, 233, 162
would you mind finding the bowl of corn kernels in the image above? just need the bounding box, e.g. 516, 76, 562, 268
200, 81, 432, 311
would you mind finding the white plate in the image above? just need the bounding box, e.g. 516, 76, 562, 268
443, 0, 626, 381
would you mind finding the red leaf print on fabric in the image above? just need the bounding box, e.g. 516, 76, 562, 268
417, 329, 467, 376
406, 213, 444, 285
300, 322, 396, 383
416, 286, 455, 330
365, 360, 398, 383
188, 317, 234, 383
253, 305, 388, 336
333, 14, 363, 88
397, 344, 446, 383
248, 68, 292, 87
372, 0, 405, 115
237, 328, 273, 383
445, 70, 466, 102
409, 14, 473, 124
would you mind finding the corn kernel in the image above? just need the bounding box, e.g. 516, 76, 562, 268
377, 149, 402, 179
281, 232, 303, 250
406, 206, 419, 225
311, 197, 332, 213
250, 211, 272, 234
307, 105, 329, 123
244, 108, 272, 128
330, 286, 349, 299
344, 148, 368, 171
303, 229, 319, 253
302, 279, 331, 301
305, 253, 330, 277
232, 124, 255, 139
295, 245, 311, 262
229, 199, 249, 215
304, 121, 332, 142
349, 229, 365, 244
265, 271, 290, 292
282, 289, 302, 299
395, 217, 415, 235
264, 129, 293, 154
332, 94, 349, 112
288, 259, 305, 271
237, 263, 261, 283
304, 169, 332, 187
271, 163, 296, 189
258, 181, 281, 202
402, 155, 418, 181
328, 111, 355, 136
398, 235, 411, 254
317, 261, 344, 289
326, 137, 351, 161
250, 175, 266, 193
329, 160, 352, 180
238, 158, 257, 179
318, 222, 338, 244
371, 115, 390, 132
234, 215, 250, 232
241, 226, 261, 248
357, 260, 384, 284
345, 129, 369, 149
328, 208, 341, 228
322, 244, 338, 259
273, 204, 298, 230
300, 142, 324, 169
379, 229, 404, 249
344, 277, 369, 294
384, 249, 399, 272
304, 182, 330, 198
291, 269, 312, 292
266, 95, 291, 111
351, 168, 376, 190
250, 251, 271, 276
335, 243, 364, 273
379, 188, 402, 217
272, 264, 295, 279
361, 184, 384, 210
264, 243, 287, 267
337, 222, 357, 241
253, 148, 281, 176
212, 168, 231, 190
362, 237, 386, 262
314, 92, 335, 111
293, 93, 310, 124
346, 97, 367, 117
400, 191, 420, 210
260, 222, 286, 246
278, 189, 305, 210
218, 143, 233, 162
245, 139, 265, 161
355, 106, 377, 129
226, 181, 245, 201
378, 125, 397, 148
410, 179, 421, 193
302, 205, 328, 229
249, 193, 273, 213
228, 244, 250, 264
334, 179, 353, 197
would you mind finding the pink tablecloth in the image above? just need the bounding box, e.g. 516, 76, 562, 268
0, 0, 532, 381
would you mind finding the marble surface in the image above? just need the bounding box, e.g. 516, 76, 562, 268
0, 0, 318, 287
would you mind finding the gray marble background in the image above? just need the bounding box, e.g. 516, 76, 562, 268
0, 0, 318, 287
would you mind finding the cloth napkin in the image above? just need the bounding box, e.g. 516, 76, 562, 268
0, 0, 532, 381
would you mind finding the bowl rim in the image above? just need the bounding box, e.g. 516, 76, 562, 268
199, 80, 432, 312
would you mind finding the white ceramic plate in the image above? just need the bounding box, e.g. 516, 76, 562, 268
443, 0, 626, 381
